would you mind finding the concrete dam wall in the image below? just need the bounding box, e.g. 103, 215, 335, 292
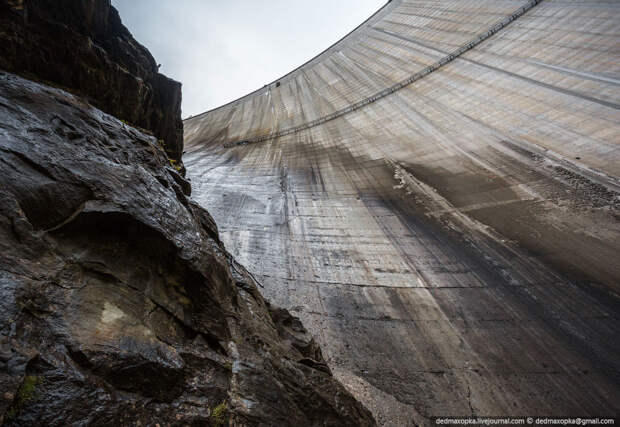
184, 0, 620, 423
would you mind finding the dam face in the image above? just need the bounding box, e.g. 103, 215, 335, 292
184, 0, 620, 423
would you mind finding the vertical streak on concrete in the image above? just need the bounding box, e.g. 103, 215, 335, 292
184, 0, 620, 423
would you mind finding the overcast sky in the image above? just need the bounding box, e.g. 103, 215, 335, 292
111, 1, 385, 118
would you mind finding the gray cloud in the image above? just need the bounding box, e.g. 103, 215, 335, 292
111, 0, 385, 118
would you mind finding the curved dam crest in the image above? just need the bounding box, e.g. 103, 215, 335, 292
184, 0, 620, 423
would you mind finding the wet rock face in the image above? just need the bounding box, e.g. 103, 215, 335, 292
0, 72, 375, 426
0, 0, 184, 162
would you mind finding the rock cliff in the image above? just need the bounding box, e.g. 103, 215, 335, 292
0, 70, 374, 427
0, 0, 184, 163
0, 1, 375, 425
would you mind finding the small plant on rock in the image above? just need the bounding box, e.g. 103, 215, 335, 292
4, 375, 40, 421
210, 402, 228, 426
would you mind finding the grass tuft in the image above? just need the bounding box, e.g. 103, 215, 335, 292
210, 402, 228, 426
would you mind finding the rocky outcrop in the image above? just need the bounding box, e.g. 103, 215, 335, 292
0, 72, 375, 425
0, 0, 184, 163
0, 1, 375, 423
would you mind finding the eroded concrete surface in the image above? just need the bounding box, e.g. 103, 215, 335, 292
184, 0, 620, 424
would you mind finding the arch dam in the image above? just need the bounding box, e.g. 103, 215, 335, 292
183, 0, 620, 424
